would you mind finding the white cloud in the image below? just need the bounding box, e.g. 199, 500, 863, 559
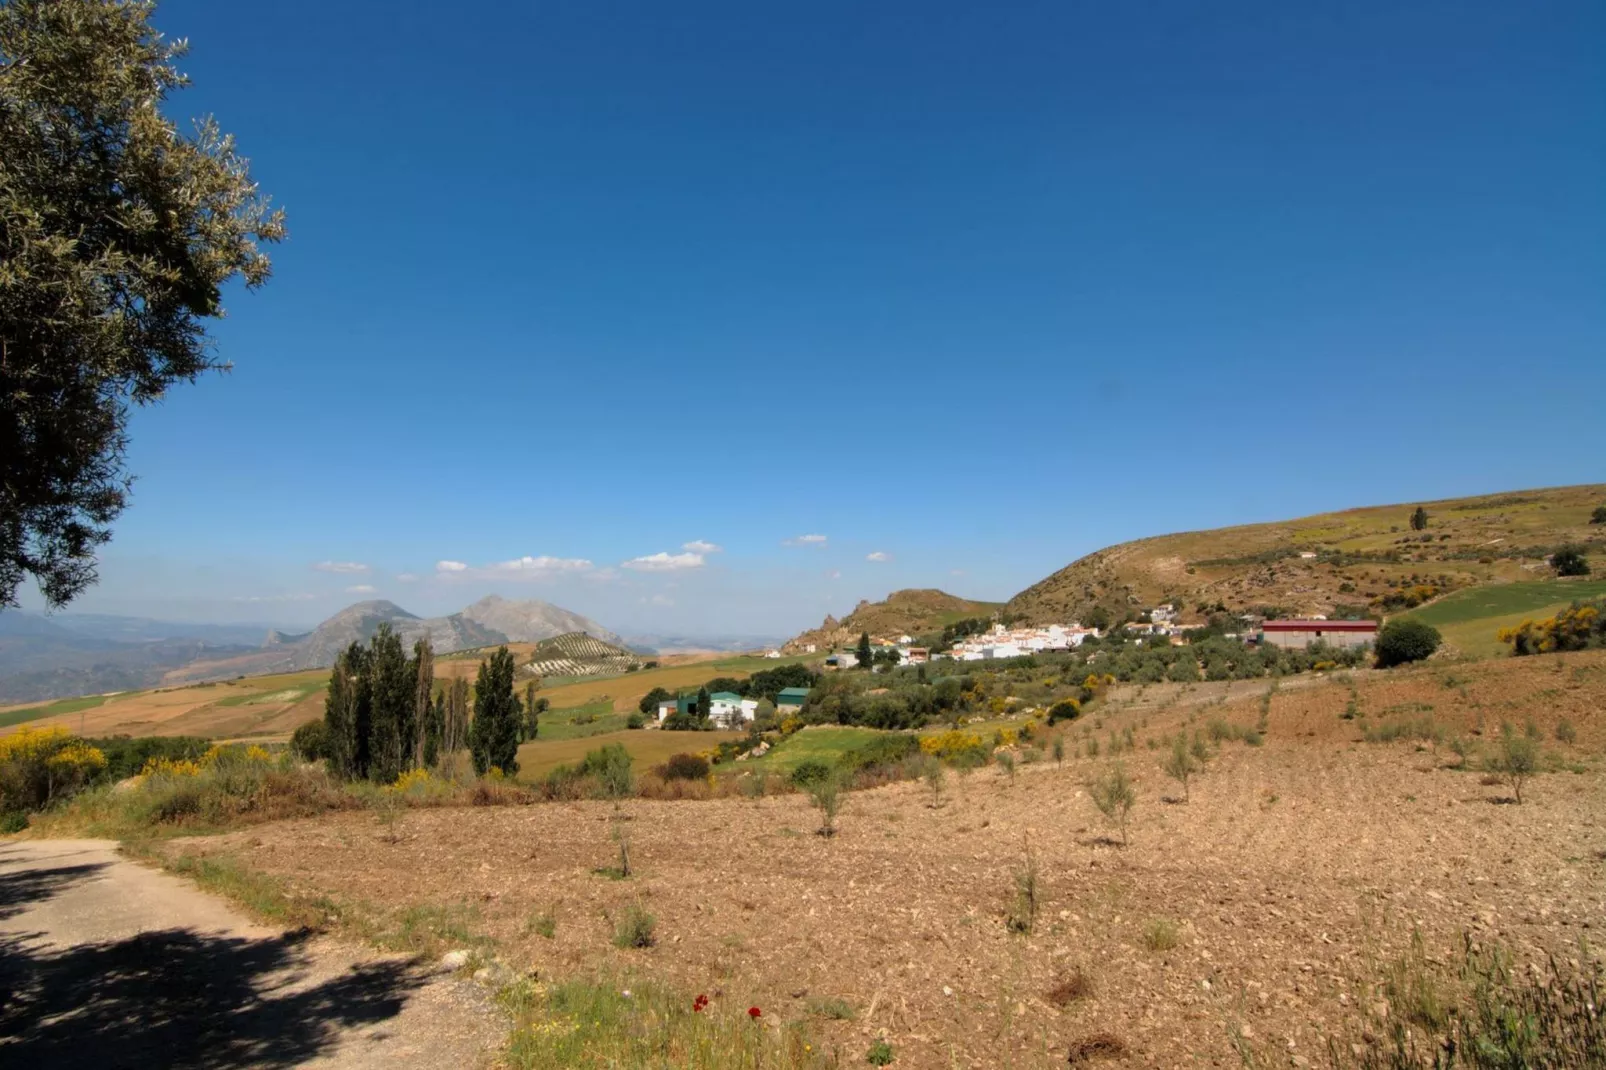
436, 560, 468, 573
623, 551, 705, 572
682, 539, 722, 554
950, 568, 966, 577
783, 534, 828, 547
312, 561, 369, 574
642, 593, 675, 607
582, 567, 621, 583
230, 592, 316, 603
345, 584, 376, 594
487, 555, 594, 576
396, 573, 418, 583
866, 551, 892, 562
827, 569, 842, 580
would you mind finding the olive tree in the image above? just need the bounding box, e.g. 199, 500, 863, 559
1, 0, 285, 608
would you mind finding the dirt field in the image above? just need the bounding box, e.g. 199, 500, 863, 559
167, 649, 1606, 1067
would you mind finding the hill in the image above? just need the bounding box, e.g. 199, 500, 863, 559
783, 588, 1005, 652
0, 612, 255, 705
457, 595, 623, 646
1006, 483, 1606, 626
525, 632, 641, 679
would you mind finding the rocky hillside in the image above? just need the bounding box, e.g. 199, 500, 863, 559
160, 597, 622, 685
784, 589, 1004, 653
1007, 483, 1606, 626
458, 595, 623, 646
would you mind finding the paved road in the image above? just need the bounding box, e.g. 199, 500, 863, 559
0, 839, 502, 1069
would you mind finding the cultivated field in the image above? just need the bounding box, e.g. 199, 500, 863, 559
0, 671, 329, 740
1400, 577, 1606, 656
165, 649, 1606, 1067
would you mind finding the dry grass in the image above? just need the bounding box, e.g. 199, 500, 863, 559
159, 649, 1606, 1067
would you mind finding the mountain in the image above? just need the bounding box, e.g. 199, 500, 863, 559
784, 589, 1005, 652
0, 612, 255, 705
44, 614, 284, 647
159, 597, 621, 685
458, 595, 622, 646
1007, 483, 1606, 625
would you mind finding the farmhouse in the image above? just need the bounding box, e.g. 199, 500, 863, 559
708, 691, 758, 727
1259, 618, 1378, 650
655, 691, 758, 728
776, 687, 811, 713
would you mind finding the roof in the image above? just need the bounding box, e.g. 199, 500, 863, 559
777, 687, 812, 700
1261, 619, 1377, 631
710, 691, 743, 702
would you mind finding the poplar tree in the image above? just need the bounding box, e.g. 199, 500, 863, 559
469, 646, 520, 776
523, 680, 540, 741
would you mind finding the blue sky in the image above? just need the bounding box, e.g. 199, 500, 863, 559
24, 0, 1605, 636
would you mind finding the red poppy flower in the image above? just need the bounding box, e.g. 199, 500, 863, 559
747, 1006, 762, 1019
693, 994, 709, 1013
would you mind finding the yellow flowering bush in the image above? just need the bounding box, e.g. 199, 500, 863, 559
1500, 602, 1604, 656
1, 726, 108, 811
142, 756, 202, 778
921, 730, 988, 764
779, 715, 805, 736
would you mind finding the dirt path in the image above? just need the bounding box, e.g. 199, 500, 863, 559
0, 839, 503, 1069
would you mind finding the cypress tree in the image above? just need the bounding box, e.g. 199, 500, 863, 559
323, 646, 357, 779
469, 646, 521, 776
696, 685, 712, 726
856, 631, 873, 670
424, 691, 444, 769
412, 638, 435, 769
367, 624, 412, 783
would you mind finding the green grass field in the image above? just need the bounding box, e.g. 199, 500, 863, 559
534, 699, 631, 741
0, 693, 110, 730
1402, 579, 1606, 656
737, 726, 887, 774
513, 728, 742, 781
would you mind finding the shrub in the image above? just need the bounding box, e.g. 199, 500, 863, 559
789, 759, 834, 788
1552, 545, 1591, 577
612, 903, 656, 948
625, 712, 646, 730
0, 726, 107, 812
289, 719, 330, 763
579, 743, 634, 799
1487, 724, 1540, 804
1052, 736, 1065, 765
995, 751, 1016, 783
866, 1039, 894, 1065
1376, 619, 1442, 668
920, 756, 945, 808
88, 735, 209, 780
1555, 719, 1576, 744
1047, 699, 1082, 724
1142, 917, 1180, 951
658, 753, 711, 781
919, 730, 988, 765
1005, 849, 1038, 934
808, 776, 842, 837
525, 908, 556, 939
1087, 762, 1136, 845
1160, 735, 1197, 801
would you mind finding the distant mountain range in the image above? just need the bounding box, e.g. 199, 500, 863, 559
0, 595, 621, 705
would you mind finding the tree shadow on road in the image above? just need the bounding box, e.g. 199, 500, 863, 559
0, 859, 433, 1069
0, 847, 110, 922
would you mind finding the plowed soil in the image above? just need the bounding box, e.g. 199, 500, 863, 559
170, 649, 1606, 1067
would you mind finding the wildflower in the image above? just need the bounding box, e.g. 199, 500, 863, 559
693, 993, 709, 1013
747, 1006, 761, 1019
